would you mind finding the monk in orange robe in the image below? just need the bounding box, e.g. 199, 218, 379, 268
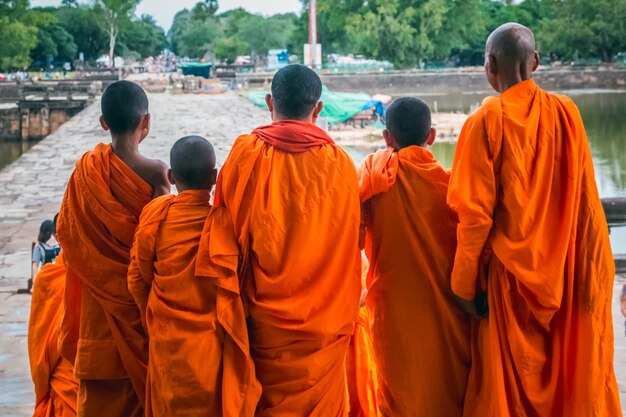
345, 257, 379, 417
57, 80, 169, 417
29, 249, 79, 417
448, 23, 621, 416
200, 64, 361, 416
128, 136, 261, 417
359, 97, 470, 416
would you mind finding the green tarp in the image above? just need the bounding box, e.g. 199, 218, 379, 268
178, 62, 212, 78
248, 87, 374, 125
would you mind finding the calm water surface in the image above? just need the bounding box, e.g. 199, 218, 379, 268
0, 140, 39, 171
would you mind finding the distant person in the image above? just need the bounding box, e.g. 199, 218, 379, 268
56, 80, 169, 417
447, 23, 621, 416
359, 97, 470, 416
197, 64, 361, 415
31, 218, 60, 285
128, 136, 260, 416
28, 215, 78, 417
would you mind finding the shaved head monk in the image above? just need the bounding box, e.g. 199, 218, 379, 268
197, 64, 361, 415
448, 23, 622, 416
57, 80, 169, 417
359, 97, 470, 416
128, 136, 260, 417
28, 215, 79, 417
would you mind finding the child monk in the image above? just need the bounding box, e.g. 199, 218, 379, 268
197, 64, 361, 416
359, 97, 470, 416
128, 136, 260, 417
56, 80, 169, 417
28, 214, 79, 417
448, 23, 621, 416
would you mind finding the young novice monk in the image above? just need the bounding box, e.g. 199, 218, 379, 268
28, 215, 79, 417
128, 136, 260, 417
359, 97, 470, 417
57, 80, 169, 417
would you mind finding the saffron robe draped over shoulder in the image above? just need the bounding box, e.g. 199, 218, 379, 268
359, 146, 470, 417
208, 120, 361, 416
128, 190, 260, 417
448, 79, 621, 416
28, 252, 79, 417
57, 143, 152, 415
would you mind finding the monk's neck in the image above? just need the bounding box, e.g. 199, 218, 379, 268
111, 135, 142, 160
497, 73, 532, 94
273, 115, 315, 124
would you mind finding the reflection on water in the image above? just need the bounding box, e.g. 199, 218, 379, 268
343, 90, 626, 253
0, 140, 39, 171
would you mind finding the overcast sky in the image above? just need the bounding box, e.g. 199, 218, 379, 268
30, 0, 303, 31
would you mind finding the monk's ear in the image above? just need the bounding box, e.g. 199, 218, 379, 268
487, 54, 497, 75
208, 168, 218, 186
167, 168, 176, 186
312, 101, 324, 120
99, 115, 110, 131
383, 128, 396, 149
532, 51, 540, 73
425, 127, 436, 146
265, 94, 274, 113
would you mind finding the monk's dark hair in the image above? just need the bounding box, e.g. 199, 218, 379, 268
37, 219, 54, 243
271, 64, 322, 119
101, 80, 149, 135
170, 136, 216, 189
385, 97, 432, 148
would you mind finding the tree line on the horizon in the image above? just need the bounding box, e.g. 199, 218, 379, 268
1, 0, 625, 72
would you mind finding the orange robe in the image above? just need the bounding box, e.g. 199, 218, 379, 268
346, 256, 379, 417
359, 146, 470, 416
28, 252, 79, 417
346, 308, 379, 417
206, 120, 361, 416
128, 190, 260, 417
57, 143, 152, 417
448, 79, 621, 416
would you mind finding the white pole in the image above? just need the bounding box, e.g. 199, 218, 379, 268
309, 0, 317, 68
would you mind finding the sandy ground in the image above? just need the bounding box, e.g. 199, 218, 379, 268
0, 92, 624, 416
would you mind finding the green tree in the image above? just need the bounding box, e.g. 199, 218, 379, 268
191, 0, 218, 21
301, 0, 487, 68
95, 0, 141, 65
119, 14, 167, 58
55, 5, 108, 61
213, 36, 248, 62
0, 16, 38, 69
168, 9, 192, 55
221, 9, 297, 58
176, 18, 221, 57
539, 0, 626, 62
31, 22, 78, 65
0, 0, 54, 69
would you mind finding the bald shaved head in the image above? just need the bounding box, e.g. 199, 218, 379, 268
487, 23, 535, 62
169, 136, 217, 191
484, 22, 539, 93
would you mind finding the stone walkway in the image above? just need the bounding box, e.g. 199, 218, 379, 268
1, 92, 625, 415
